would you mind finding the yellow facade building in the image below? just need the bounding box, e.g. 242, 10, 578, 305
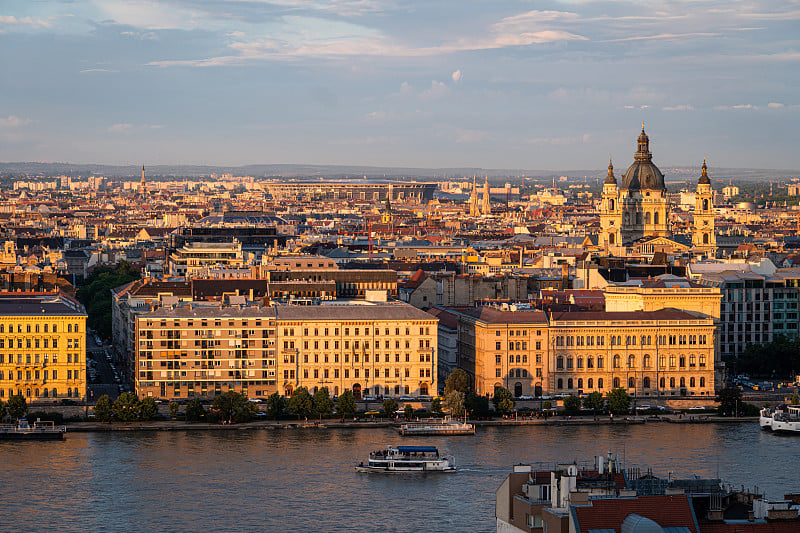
134, 300, 438, 401
0, 292, 87, 403
457, 307, 716, 398
603, 277, 722, 320
276, 304, 437, 399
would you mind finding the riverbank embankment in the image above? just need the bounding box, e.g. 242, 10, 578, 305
62, 415, 758, 433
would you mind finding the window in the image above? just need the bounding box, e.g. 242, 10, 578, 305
496, 341, 501, 350
643, 377, 651, 389
557, 378, 563, 389
556, 356, 564, 370
613, 355, 621, 369
598, 378, 604, 389
628, 377, 635, 389
587, 378, 593, 389
613, 377, 620, 388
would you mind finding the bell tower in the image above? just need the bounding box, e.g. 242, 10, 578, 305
600, 157, 622, 248
693, 158, 716, 255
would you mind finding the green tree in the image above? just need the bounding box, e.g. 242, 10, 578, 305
403, 403, 414, 419
444, 369, 471, 395
584, 392, 605, 415
212, 391, 253, 424
287, 387, 313, 419
169, 401, 180, 419
542, 400, 552, 410
792, 391, 799, 405
93, 394, 113, 422
443, 390, 465, 417
382, 398, 398, 419
7, 394, 27, 420
140, 397, 159, 421
185, 399, 206, 422
735, 335, 800, 379
465, 392, 490, 418
265, 392, 287, 419
76, 261, 141, 340
431, 397, 443, 416
563, 394, 581, 415
0, 399, 6, 421
337, 390, 356, 418
606, 388, 631, 415
312, 387, 334, 417
113, 393, 141, 422
717, 386, 742, 416
492, 387, 515, 415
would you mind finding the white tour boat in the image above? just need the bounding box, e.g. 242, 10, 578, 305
399, 417, 475, 436
355, 446, 456, 473
760, 405, 800, 434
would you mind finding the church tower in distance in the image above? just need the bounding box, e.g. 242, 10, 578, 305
692, 158, 716, 255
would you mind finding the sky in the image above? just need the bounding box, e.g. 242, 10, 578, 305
0, 0, 798, 171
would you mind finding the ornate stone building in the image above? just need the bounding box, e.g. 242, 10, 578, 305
600, 127, 671, 247
692, 158, 716, 254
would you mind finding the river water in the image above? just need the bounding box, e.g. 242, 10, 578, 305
1, 423, 797, 532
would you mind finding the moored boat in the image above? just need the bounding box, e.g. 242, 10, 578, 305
0, 418, 66, 441
760, 405, 800, 434
355, 445, 456, 473
399, 417, 475, 436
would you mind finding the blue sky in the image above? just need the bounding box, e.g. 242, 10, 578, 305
0, 0, 798, 170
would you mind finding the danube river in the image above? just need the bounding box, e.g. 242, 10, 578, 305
1, 423, 795, 532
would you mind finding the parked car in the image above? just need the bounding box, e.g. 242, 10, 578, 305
518, 395, 535, 400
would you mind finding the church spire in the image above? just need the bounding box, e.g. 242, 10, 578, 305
699, 157, 710, 184
635, 124, 651, 162
482, 174, 491, 216
605, 156, 617, 184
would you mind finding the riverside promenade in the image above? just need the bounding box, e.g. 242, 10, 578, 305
63, 414, 757, 432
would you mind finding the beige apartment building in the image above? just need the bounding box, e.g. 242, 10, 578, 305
457, 307, 716, 398
135, 303, 278, 400
0, 292, 87, 403
276, 303, 437, 399
134, 300, 437, 401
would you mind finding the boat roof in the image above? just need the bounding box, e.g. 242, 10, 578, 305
397, 446, 438, 453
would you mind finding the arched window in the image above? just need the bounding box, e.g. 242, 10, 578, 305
577, 378, 583, 389
34, 388, 39, 397
690, 377, 696, 388
588, 378, 594, 389
627, 355, 635, 369
598, 378, 604, 389
703, 233, 709, 245
613, 355, 621, 369
703, 199, 709, 211
645, 212, 652, 225
613, 377, 620, 388
567, 378, 574, 389
557, 378, 564, 389
609, 233, 615, 245
67, 324, 72, 333
643, 377, 651, 389
660, 377, 665, 389
628, 377, 635, 389
654, 212, 660, 225
26, 388, 31, 398
680, 377, 686, 388
700, 377, 706, 388
43, 388, 48, 398
643, 354, 651, 369
609, 199, 615, 211
670, 378, 675, 388
597, 356, 604, 369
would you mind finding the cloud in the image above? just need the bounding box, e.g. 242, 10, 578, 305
107, 123, 164, 133
526, 135, 589, 146
768, 102, 784, 108
420, 80, 449, 100
603, 32, 719, 43
732, 104, 758, 110
662, 104, 694, 111
451, 69, 462, 84
80, 68, 120, 73
0, 15, 52, 29
455, 129, 487, 143
0, 115, 32, 129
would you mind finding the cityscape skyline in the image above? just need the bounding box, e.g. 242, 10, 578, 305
1, 1, 799, 170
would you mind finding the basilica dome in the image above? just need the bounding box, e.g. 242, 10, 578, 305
621, 127, 665, 191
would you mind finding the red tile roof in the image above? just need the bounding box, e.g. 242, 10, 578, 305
573, 495, 698, 533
